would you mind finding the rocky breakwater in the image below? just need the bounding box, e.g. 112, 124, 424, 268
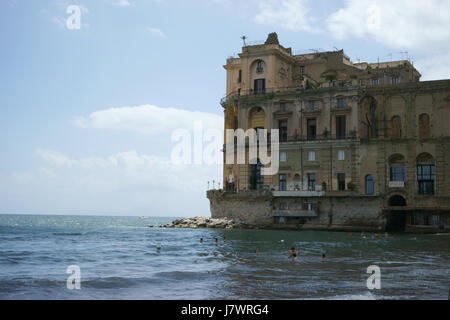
163, 216, 250, 229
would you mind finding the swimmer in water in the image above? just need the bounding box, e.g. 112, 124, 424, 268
321, 253, 326, 261
223, 237, 227, 242
385, 232, 389, 238
255, 249, 259, 255
200, 238, 203, 243
285, 247, 298, 258
360, 232, 366, 239
215, 238, 219, 244
156, 242, 161, 251
291, 252, 298, 261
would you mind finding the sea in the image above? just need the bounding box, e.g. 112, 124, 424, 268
0, 214, 449, 300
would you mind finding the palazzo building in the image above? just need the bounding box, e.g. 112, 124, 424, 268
207, 33, 450, 232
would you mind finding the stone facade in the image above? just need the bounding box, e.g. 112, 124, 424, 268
208, 33, 450, 233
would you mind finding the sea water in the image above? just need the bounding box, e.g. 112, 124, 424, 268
0, 214, 449, 300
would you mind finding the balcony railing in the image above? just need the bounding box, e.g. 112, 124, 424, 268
279, 133, 358, 142
220, 86, 305, 105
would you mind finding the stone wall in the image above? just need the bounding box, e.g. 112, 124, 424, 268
207, 190, 273, 226
207, 190, 385, 231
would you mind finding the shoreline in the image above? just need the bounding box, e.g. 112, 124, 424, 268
160, 216, 448, 234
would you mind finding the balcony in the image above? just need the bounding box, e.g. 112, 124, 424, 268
280, 132, 358, 143
220, 86, 305, 106
273, 191, 325, 197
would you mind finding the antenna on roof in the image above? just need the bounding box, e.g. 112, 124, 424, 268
333, 46, 339, 51
241, 35, 247, 46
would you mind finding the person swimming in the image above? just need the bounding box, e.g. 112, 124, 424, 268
321, 253, 326, 261
156, 242, 161, 251
285, 247, 298, 258
223, 237, 227, 242
215, 238, 219, 244
200, 238, 203, 243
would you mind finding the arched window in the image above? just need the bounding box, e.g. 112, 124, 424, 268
418, 113, 430, 139
389, 154, 406, 182
365, 175, 374, 195
256, 60, 264, 73
391, 116, 402, 138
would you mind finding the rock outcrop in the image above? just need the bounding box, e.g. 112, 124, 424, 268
162, 216, 250, 229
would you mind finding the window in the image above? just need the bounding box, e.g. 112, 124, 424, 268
279, 174, 287, 191
237, 88, 241, 96
300, 66, 305, 80
254, 79, 265, 94
417, 164, 435, 195
308, 151, 316, 161
307, 173, 316, 191
307, 118, 317, 140
303, 203, 315, 211
390, 167, 406, 182
280, 152, 287, 162
372, 79, 379, 86
419, 113, 430, 139
365, 175, 374, 195
337, 98, 344, 109
280, 103, 286, 112
338, 150, 345, 161
279, 202, 288, 210
238, 70, 242, 83
338, 173, 346, 191
392, 76, 399, 84
309, 100, 315, 112
279, 120, 288, 142
257, 60, 264, 73
336, 115, 346, 139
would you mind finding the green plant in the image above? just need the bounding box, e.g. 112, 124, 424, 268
347, 181, 356, 191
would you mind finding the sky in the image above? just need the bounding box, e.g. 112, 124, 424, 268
1, 0, 450, 216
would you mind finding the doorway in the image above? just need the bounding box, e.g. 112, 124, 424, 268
386, 195, 407, 232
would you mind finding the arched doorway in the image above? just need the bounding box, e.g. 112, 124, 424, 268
386, 195, 407, 232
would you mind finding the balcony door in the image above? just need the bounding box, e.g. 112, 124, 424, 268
254, 79, 265, 94
336, 115, 346, 139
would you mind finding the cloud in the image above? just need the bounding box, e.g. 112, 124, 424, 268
254, 0, 317, 32
73, 104, 223, 135
327, 0, 450, 50
0, 149, 222, 216
111, 0, 133, 6
0, 104, 225, 216
146, 27, 167, 38
327, 0, 450, 80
